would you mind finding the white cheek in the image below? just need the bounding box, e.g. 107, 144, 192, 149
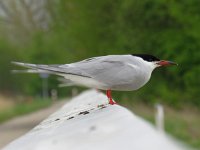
142, 61, 157, 70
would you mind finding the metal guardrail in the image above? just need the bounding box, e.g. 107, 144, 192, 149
2, 90, 189, 150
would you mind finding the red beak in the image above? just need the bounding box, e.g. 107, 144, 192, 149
157, 60, 178, 66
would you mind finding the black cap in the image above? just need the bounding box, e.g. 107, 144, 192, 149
132, 54, 160, 62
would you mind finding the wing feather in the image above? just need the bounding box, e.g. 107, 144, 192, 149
12, 55, 137, 88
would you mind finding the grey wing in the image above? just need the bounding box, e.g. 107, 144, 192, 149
12, 55, 136, 88
70, 60, 137, 87
11, 61, 91, 78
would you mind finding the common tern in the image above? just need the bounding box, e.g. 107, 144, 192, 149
12, 54, 177, 105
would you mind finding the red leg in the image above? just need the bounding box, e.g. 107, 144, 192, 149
106, 90, 116, 105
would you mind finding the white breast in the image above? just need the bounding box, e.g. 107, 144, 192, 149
64, 74, 108, 90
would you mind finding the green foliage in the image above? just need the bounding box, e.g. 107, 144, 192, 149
0, 39, 21, 93
0, 0, 199, 106
59, 0, 200, 106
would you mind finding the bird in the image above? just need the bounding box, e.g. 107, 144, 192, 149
12, 54, 177, 105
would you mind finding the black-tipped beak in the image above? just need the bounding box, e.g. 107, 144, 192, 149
157, 60, 178, 66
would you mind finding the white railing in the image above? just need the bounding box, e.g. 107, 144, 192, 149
2, 90, 189, 150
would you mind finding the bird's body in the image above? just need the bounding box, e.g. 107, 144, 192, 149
12, 54, 177, 105
59, 55, 154, 91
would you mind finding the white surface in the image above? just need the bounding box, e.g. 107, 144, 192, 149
3, 90, 188, 150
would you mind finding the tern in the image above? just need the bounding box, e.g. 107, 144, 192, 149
12, 54, 177, 105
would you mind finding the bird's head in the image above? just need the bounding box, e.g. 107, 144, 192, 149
132, 54, 178, 70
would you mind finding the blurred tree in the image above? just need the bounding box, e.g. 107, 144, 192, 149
0, 0, 199, 105
0, 0, 51, 42
58, 0, 200, 105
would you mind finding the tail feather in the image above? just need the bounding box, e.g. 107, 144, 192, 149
11, 61, 38, 68
12, 61, 65, 76
11, 69, 50, 74
12, 61, 91, 78
12, 61, 73, 86
57, 77, 75, 87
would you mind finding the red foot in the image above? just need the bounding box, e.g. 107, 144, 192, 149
109, 99, 117, 105
106, 90, 117, 105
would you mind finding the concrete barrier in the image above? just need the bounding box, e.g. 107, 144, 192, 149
2, 90, 189, 150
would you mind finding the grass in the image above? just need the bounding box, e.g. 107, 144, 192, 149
0, 98, 52, 123
122, 102, 200, 149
